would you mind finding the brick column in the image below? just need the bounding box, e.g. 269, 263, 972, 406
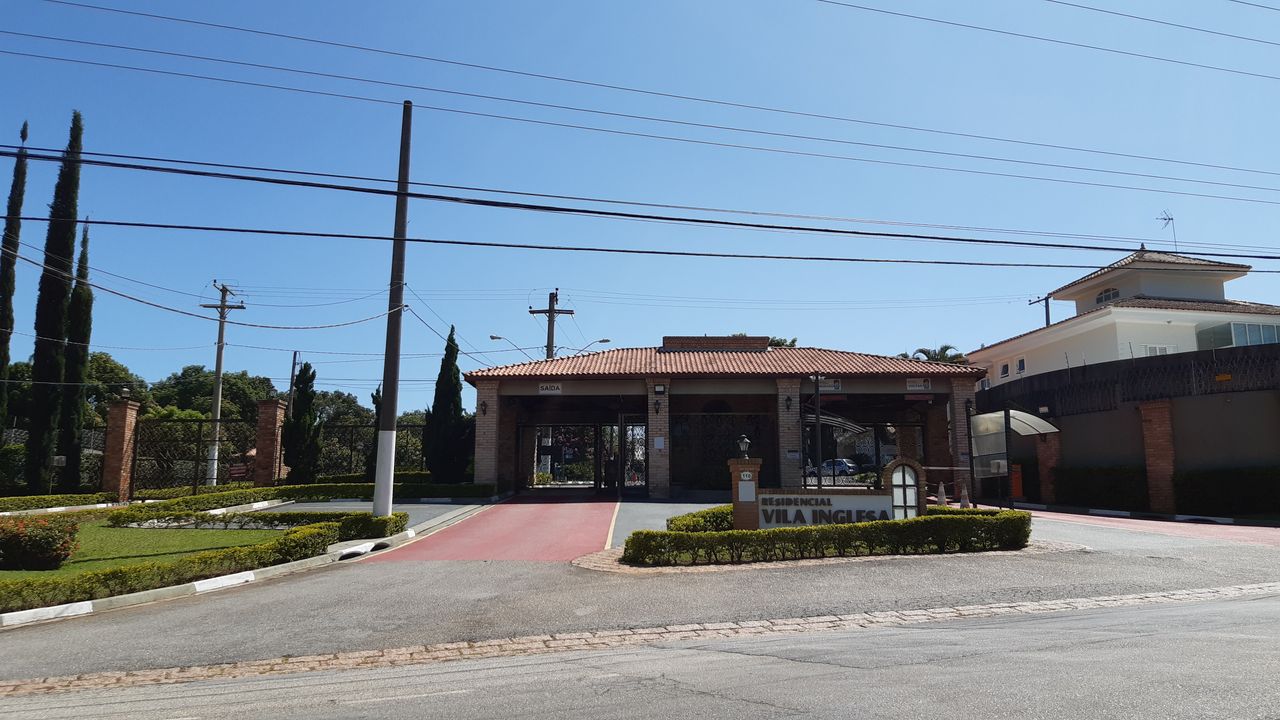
647, 378, 671, 498
948, 378, 977, 500
253, 399, 287, 487
776, 378, 802, 487
1035, 432, 1061, 504
729, 457, 763, 529
101, 399, 140, 502
473, 380, 500, 488
1139, 399, 1176, 514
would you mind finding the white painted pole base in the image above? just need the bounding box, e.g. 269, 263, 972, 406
205, 444, 220, 487
372, 430, 397, 517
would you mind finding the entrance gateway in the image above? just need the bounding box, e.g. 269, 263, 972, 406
464, 336, 985, 500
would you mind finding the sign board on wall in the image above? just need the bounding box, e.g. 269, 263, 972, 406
905, 378, 931, 391
758, 494, 893, 528
538, 383, 563, 395
817, 379, 842, 392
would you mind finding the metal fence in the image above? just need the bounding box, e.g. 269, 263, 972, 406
319, 423, 427, 478
0, 425, 107, 491
131, 417, 256, 495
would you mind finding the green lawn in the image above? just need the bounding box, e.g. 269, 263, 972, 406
0, 520, 283, 579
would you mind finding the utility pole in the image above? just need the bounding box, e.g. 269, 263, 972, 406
373, 100, 413, 518
529, 288, 574, 359
286, 350, 299, 419
812, 374, 824, 488
200, 281, 244, 486
1028, 296, 1051, 327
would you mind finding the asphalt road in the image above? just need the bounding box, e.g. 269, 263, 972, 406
2, 507, 1277, 681
8, 594, 1279, 719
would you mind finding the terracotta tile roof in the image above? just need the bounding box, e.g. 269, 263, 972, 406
1049, 249, 1250, 297
969, 295, 1280, 355
465, 346, 985, 382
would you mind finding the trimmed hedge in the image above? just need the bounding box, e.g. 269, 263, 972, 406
621, 511, 1032, 566
132, 483, 255, 501
924, 506, 1005, 516
1174, 467, 1280, 518
123, 482, 496, 516
309, 471, 438, 485
0, 521, 342, 613
0, 493, 113, 513
0, 516, 80, 570
666, 505, 733, 532
104, 506, 410, 542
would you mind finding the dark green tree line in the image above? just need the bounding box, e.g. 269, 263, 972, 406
56, 224, 93, 490
281, 362, 321, 483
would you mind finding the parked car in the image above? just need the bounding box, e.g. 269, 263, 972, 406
805, 459, 860, 478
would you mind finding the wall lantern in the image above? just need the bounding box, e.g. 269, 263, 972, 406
785, 395, 792, 411
654, 399, 662, 414
653, 384, 666, 395
737, 434, 751, 458
479, 400, 488, 416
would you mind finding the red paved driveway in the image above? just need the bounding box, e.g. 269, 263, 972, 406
366, 496, 619, 562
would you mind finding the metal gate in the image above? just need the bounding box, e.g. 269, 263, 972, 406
130, 417, 256, 496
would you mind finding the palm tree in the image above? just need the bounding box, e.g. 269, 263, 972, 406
898, 344, 967, 364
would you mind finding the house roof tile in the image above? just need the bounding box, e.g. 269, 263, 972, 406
1049, 249, 1250, 298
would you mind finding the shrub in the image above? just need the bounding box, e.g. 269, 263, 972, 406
337, 512, 409, 541
131, 483, 255, 501
104, 506, 411, 540
304, 470, 435, 485
666, 505, 733, 532
0, 516, 80, 570
0, 520, 343, 613
1174, 467, 1280, 517
621, 511, 1032, 566
924, 506, 1004, 516
0, 493, 113, 513
1054, 466, 1149, 512
0, 444, 24, 487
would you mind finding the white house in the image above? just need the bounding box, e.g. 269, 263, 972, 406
968, 248, 1280, 388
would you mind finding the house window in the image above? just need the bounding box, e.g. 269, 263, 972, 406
1230, 322, 1280, 347
980, 378, 991, 390
1095, 287, 1120, 304
999, 362, 1010, 378
1015, 357, 1026, 374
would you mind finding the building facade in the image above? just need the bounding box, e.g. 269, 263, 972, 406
465, 336, 985, 498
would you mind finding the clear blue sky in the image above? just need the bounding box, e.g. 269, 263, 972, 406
4, 0, 1279, 411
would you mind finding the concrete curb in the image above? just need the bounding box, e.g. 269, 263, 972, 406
0, 503, 490, 630
996, 501, 1280, 528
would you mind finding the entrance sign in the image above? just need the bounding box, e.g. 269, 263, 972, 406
537, 383, 562, 395
758, 493, 892, 528
905, 378, 932, 391
817, 378, 842, 392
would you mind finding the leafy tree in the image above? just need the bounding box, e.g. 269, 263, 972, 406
426, 327, 466, 481
55, 223, 93, 490
86, 352, 150, 421
314, 390, 374, 425
0, 121, 29, 428
151, 365, 276, 422
26, 111, 82, 492
3, 361, 31, 432
281, 362, 321, 483
898, 344, 968, 364
141, 405, 206, 421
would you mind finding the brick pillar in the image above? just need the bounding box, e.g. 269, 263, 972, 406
253, 399, 287, 487
647, 378, 671, 498
1139, 399, 1176, 514
923, 402, 953, 488
101, 399, 140, 502
948, 378, 977, 500
729, 457, 763, 529
776, 378, 802, 487
1035, 432, 1061, 504
473, 380, 500, 488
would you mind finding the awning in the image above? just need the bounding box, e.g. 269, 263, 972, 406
801, 412, 870, 434
972, 409, 1059, 436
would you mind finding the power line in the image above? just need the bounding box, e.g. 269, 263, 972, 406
14, 31, 1280, 197
38, 0, 1280, 182
12, 54, 1280, 208
18, 216, 1280, 273
1226, 1, 1280, 12
1043, 0, 1280, 48
7, 328, 209, 352
814, 0, 1280, 84
403, 283, 497, 364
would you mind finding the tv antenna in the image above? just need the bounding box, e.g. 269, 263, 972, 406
1157, 210, 1178, 252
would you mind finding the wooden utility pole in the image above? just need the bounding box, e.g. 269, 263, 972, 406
529, 288, 574, 359
200, 281, 244, 486
373, 100, 413, 518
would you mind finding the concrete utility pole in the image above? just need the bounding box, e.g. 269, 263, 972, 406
529, 289, 574, 359
373, 100, 413, 518
286, 350, 299, 419
201, 281, 244, 486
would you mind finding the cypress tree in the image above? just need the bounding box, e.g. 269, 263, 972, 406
0, 122, 29, 429
56, 224, 93, 491
426, 326, 465, 481
25, 112, 82, 492
364, 384, 381, 481
282, 362, 321, 482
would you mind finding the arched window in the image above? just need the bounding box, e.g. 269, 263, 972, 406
1096, 287, 1120, 304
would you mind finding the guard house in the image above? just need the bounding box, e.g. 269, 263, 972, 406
465, 336, 986, 498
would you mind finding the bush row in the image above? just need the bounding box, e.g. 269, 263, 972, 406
0, 521, 343, 613
622, 511, 1032, 566
104, 506, 410, 541
0, 493, 115, 513
304, 471, 442, 485
1174, 467, 1280, 518
0, 516, 80, 570
131, 483, 256, 501
665, 505, 733, 532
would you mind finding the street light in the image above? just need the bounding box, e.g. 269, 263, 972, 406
489, 335, 535, 362
737, 434, 751, 458
571, 338, 611, 356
